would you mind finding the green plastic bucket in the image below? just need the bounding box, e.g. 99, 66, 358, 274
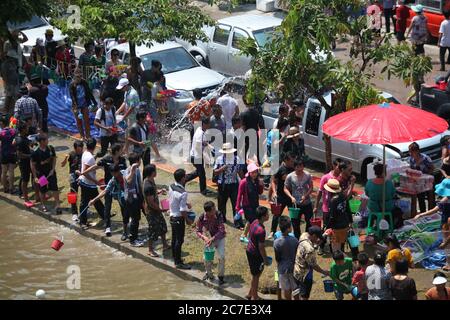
349, 199, 361, 214
204, 247, 215, 261
288, 207, 300, 219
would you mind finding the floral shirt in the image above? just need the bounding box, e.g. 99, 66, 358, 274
213, 155, 244, 185
186, 100, 212, 124
408, 153, 433, 174
294, 233, 318, 281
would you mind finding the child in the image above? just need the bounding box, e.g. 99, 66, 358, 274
352, 252, 369, 300
30, 133, 61, 213
196, 201, 227, 285
273, 216, 299, 300
89, 164, 129, 238
245, 206, 271, 300
330, 250, 353, 300
0, 115, 17, 194
14, 123, 32, 205
61, 140, 84, 221
414, 178, 450, 271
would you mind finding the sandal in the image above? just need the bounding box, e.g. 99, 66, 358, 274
41, 205, 48, 212
148, 251, 159, 258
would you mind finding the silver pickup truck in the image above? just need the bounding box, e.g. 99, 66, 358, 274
263, 92, 447, 179
176, 14, 283, 76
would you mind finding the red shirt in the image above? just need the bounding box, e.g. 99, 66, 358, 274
396, 5, 410, 32
246, 220, 266, 255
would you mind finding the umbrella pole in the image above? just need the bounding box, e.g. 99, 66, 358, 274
382, 145, 386, 215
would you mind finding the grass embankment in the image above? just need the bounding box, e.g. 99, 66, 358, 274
10, 140, 434, 300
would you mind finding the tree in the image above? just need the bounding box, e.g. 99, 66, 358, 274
0, 0, 50, 38
242, 0, 432, 173
48, 0, 218, 58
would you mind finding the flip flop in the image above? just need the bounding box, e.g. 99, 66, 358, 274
24, 201, 35, 208
41, 205, 48, 212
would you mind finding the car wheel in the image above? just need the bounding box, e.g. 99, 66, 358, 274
192, 52, 209, 68
437, 103, 450, 127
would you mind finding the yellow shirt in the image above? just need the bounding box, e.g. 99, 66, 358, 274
386, 248, 413, 273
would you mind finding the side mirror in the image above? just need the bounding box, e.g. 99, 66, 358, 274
195, 55, 204, 64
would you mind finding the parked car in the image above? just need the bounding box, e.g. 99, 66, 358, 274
419, 79, 450, 124
7, 15, 64, 58
263, 91, 447, 179
176, 14, 283, 76
107, 41, 225, 112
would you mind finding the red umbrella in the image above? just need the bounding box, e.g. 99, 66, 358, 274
322, 102, 448, 214
322, 103, 448, 144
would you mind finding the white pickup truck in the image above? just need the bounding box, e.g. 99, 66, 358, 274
263, 92, 446, 179
176, 14, 283, 76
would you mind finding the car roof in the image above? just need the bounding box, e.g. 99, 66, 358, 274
218, 14, 282, 32
108, 41, 183, 56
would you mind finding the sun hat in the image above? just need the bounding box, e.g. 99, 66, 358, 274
435, 179, 450, 197
287, 126, 301, 139
324, 179, 342, 194
56, 39, 66, 48
219, 142, 237, 154
116, 78, 129, 90
247, 162, 259, 173
432, 275, 447, 285
412, 4, 424, 13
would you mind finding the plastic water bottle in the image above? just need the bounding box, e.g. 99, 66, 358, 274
78, 112, 83, 120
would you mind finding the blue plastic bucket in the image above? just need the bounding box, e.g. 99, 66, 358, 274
348, 235, 360, 248
323, 279, 334, 293
351, 286, 358, 298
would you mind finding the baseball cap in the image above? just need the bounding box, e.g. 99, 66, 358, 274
116, 78, 129, 90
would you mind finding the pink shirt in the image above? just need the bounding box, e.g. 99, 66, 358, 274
319, 171, 339, 213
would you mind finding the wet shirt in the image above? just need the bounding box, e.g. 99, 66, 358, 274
31, 145, 56, 175
328, 193, 352, 230
408, 153, 433, 174
15, 135, 31, 160
330, 257, 353, 293
187, 100, 211, 124
284, 171, 312, 204
67, 151, 82, 174
0, 127, 16, 158
213, 154, 244, 185
274, 165, 294, 204
97, 155, 127, 184
246, 220, 266, 256
196, 213, 226, 241
273, 235, 299, 274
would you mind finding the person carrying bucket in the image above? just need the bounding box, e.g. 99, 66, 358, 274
196, 201, 227, 285
326, 179, 353, 254
283, 159, 314, 239
413, 178, 450, 272
293, 226, 329, 300
30, 133, 62, 214
61, 140, 84, 221
330, 250, 354, 300
273, 216, 299, 300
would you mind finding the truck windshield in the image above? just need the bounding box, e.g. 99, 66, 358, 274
7, 16, 48, 31
141, 47, 199, 74
253, 27, 277, 47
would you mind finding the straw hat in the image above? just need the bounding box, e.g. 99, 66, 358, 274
219, 142, 237, 154
287, 126, 301, 139
324, 179, 342, 193
435, 179, 450, 197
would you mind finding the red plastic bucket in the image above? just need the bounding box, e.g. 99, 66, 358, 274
98, 179, 106, 190
310, 217, 322, 228
160, 199, 170, 211
51, 237, 64, 251
438, 81, 447, 91
67, 192, 77, 204
270, 203, 283, 216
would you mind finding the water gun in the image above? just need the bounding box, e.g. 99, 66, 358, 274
9, 117, 17, 129
157, 89, 178, 98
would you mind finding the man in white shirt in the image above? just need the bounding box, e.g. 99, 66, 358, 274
186, 117, 214, 195
94, 97, 118, 157
78, 138, 105, 231
439, 11, 450, 71
216, 85, 239, 130
169, 169, 194, 269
